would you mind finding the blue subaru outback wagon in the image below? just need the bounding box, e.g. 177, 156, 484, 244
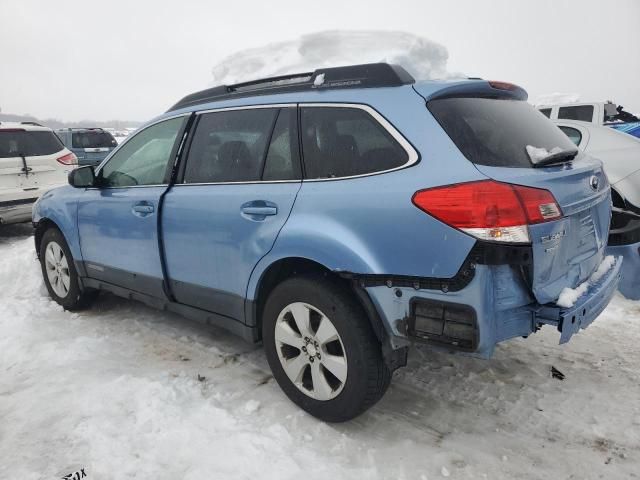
33, 64, 622, 421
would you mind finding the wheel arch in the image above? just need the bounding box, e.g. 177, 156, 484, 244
34, 217, 61, 259
245, 255, 389, 349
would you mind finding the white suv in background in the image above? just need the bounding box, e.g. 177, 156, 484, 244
0, 122, 77, 225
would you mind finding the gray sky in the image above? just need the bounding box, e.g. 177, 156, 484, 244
1, 0, 638, 122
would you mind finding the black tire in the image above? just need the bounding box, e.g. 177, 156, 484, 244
39, 227, 97, 310
263, 274, 391, 422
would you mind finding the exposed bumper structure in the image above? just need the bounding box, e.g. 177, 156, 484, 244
365, 256, 622, 358
606, 242, 640, 300
534, 256, 623, 343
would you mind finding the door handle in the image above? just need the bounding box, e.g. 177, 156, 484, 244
132, 203, 154, 216
240, 200, 278, 219
241, 206, 277, 216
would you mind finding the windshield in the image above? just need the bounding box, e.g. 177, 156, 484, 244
0, 130, 64, 158
72, 131, 118, 149
428, 97, 577, 168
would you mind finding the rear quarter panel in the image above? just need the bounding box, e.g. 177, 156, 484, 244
247, 86, 487, 301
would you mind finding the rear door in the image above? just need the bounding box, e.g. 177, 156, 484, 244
428, 95, 611, 304
162, 106, 301, 321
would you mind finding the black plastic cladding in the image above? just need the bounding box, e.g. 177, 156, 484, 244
167, 63, 416, 112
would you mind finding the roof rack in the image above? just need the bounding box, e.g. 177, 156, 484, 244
20, 121, 43, 126
168, 63, 415, 112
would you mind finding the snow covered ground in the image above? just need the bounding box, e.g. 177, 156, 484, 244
1, 224, 639, 480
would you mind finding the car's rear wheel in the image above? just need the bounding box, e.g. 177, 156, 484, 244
39, 227, 96, 310
263, 274, 390, 422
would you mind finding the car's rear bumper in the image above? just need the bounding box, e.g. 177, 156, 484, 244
0, 198, 38, 224
534, 256, 622, 343
364, 256, 622, 358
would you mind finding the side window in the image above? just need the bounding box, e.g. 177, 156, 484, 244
558, 126, 583, 146
300, 107, 409, 179
263, 108, 301, 181
558, 105, 594, 122
100, 117, 184, 187
539, 108, 552, 118
184, 109, 278, 183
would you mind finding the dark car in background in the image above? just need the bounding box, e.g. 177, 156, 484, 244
56, 128, 118, 166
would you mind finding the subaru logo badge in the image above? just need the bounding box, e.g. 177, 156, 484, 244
589, 175, 599, 191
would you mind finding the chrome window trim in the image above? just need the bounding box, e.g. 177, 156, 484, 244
180, 102, 418, 185
195, 103, 297, 115
92, 112, 191, 189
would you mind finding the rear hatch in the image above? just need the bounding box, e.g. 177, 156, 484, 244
427, 91, 611, 305
0, 128, 71, 195
72, 129, 117, 165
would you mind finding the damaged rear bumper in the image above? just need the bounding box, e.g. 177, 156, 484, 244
534, 256, 622, 343
364, 256, 622, 358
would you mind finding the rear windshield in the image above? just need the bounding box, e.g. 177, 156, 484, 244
428, 97, 577, 168
72, 131, 118, 149
0, 130, 64, 158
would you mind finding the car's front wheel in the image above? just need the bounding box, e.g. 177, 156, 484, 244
263, 274, 390, 422
39, 227, 96, 310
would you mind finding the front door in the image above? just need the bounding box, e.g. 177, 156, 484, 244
162, 106, 302, 321
77, 116, 187, 297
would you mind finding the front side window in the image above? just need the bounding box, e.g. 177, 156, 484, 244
558, 126, 583, 146
558, 105, 594, 122
184, 109, 279, 183
300, 107, 409, 179
99, 117, 184, 187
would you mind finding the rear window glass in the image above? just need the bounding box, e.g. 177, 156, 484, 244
558, 105, 594, 122
300, 107, 408, 179
72, 131, 118, 149
0, 130, 64, 158
428, 98, 577, 168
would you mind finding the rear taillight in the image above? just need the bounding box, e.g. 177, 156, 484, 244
412, 180, 562, 243
56, 152, 78, 166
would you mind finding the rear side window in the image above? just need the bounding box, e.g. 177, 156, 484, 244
558, 105, 594, 122
300, 107, 409, 179
184, 109, 278, 183
558, 126, 583, 146
72, 131, 117, 149
428, 97, 577, 168
0, 130, 64, 158
539, 108, 552, 118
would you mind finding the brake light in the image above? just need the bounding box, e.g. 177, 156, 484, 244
488, 80, 518, 91
56, 152, 78, 165
412, 180, 562, 244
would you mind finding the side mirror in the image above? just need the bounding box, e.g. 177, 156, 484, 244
68, 166, 96, 188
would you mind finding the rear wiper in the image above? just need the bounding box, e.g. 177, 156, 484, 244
526, 145, 578, 167
533, 149, 578, 167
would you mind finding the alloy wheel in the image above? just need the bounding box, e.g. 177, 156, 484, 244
274, 302, 348, 401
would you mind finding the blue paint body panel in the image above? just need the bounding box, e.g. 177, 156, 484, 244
606, 242, 640, 300
33, 77, 621, 359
